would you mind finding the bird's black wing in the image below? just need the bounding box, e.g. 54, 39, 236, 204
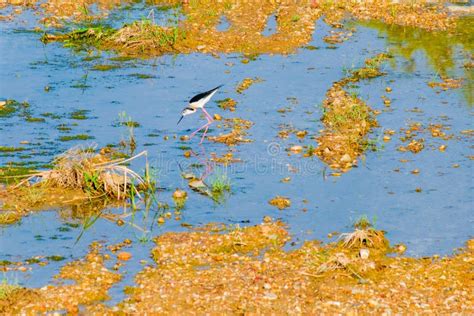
189, 84, 223, 103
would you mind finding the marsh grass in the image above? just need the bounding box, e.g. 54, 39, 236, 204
111, 20, 182, 53
0, 165, 39, 184
91, 64, 121, 71
128, 73, 156, 79
0, 279, 20, 300
70, 109, 90, 120
18, 186, 45, 206
339, 216, 387, 250
360, 135, 385, 153
173, 198, 186, 210
10, 146, 153, 201
25, 117, 46, 123
118, 111, 137, 154
209, 172, 231, 202
59, 134, 94, 142
348, 53, 391, 81
0, 100, 26, 118
42, 15, 183, 56
315, 53, 391, 172
75, 210, 103, 244
353, 215, 375, 229
0, 211, 22, 225
340, 228, 387, 249
41, 25, 115, 49
305, 145, 316, 157
0, 146, 25, 152
210, 173, 231, 193
321, 91, 373, 131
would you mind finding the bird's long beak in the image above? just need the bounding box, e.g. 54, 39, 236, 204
177, 115, 184, 125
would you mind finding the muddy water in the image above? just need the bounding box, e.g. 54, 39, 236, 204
0, 5, 473, 298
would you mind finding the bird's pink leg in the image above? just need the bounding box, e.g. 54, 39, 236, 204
201, 108, 214, 122
199, 125, 209, 144
190, 108, 214, 140
200, 108, 214, 143
190, 121, 211, 138
200, 160, 214, 181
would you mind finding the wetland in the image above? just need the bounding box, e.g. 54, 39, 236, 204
0, 0, 473, 313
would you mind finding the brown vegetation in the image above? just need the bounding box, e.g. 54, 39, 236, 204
208, 117, 253, 145
11, 0, 460, 57
4, 221, 472, 314
1, 242, 121, 314
315, 54, 390, 172
0, 147, 153, 223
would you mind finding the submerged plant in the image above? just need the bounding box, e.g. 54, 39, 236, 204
210, 173, 231, 194
59, 134, 94, 142
0, 100, 29, 118
118, 111, 137, 154
353, 214, 374, 230
360, 136, 385, 153
0, 146, 25, 152
305, 145, 316, 157
172, 189, 187, 210
209, 172, 231, 202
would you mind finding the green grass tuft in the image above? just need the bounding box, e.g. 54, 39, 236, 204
70, 109, 90, 120
0, 279, 20, 300
210, 173, 231, 195
0, 146, 25, 152
59, 134, 94, 142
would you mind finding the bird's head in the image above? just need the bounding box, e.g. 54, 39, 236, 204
177, 107, 196, 124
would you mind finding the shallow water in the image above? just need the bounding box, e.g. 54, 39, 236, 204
0, 4, 473, 298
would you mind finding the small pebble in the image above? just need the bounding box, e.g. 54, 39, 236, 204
117, 252, 132, 261
359, 248, 370, 259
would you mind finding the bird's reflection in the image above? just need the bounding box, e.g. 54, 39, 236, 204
179, 145, 231, 203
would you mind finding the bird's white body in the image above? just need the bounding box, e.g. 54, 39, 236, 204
189, 89, 218, 109
178, 85, 223, 143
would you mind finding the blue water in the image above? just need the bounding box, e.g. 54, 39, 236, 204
0, 4, 472, 303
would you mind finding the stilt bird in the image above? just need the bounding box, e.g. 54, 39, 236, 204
177, 85, 223, 144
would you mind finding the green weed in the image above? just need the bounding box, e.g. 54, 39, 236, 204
59, 134, 94, 142
118, 111, 137, 154
209, 172, 231, 202
0, 279, 20, 300
353, 215, 377, 229
0, 146, 25, 152
70, 109, 90, 120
